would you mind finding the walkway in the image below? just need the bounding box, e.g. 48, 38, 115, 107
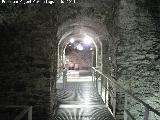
52, 70, 114, 120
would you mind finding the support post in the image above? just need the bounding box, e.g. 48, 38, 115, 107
113, 83, 116, 117
106, 78, 109, 106
144, 107, 149, 120
94, 71, 95, 87
28, 106, 32, 120
94, 71, 96, 87
105, 78, 107, 105
63, 68, 67, 89
101, 75, 103, 96
96, 72, 98, 89
92, 70, 94, 83
124, 94, 128, 120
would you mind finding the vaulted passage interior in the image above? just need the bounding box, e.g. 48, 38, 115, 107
53, 18, 115, 119
0, 0, 160, 120
57, 18, 105, 75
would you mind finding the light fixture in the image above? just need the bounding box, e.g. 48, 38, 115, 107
66, 59, 69, 62
83, 35, 93, 45
70, 38, 75, 43
90, 47, 93, 50
69, 44, 72, 47
77, 44, 84, 51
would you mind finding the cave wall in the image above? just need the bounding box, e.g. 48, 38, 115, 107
66, 51, 92, 70
0, 0, 159, 119
0, 5, 59, 119
115, 0, 160, 119
0, 1, 117, 119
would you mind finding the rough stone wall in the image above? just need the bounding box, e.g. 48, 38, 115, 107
0, 1, 115, 119
115, 0, 160, 119
1, 0, 159, 120
66, 51, 92, 69
0, 5, 58, 119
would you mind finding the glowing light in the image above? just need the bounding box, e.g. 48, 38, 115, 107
83, 35, 93, 45
90, 47, 93, 50
70, 38, 75, 43
66, 59, 69, 62
69, 44, 72, 47
77, 44, 84, 51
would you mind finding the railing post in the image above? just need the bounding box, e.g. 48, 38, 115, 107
96, 72, 98, 90
94, 71, 96, 87
93, 71, 95, 86
101, 75, 103, 96
63, 68, 67, 89
104, 78, 107, 105
28, 106, 32, 120
144, 107, 149, 120
124, 94, 128, 120
112, 82, 116, 117
92, 69, 94, 83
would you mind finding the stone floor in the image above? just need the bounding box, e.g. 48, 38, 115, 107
50, 70, 115, 120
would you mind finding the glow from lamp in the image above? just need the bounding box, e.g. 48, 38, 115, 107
83, 35, 93, 45
70, 38, 75, 43
90, 47, 93, 50
77, 44, 84, 51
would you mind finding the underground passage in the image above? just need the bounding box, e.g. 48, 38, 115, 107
0, 0, 160, 120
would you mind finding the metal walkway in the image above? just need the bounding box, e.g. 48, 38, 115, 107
52, 70, 114, 120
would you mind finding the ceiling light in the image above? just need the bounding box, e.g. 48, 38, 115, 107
70, 38, 75, 43
77, 44, 84, 51
83, 35, 93, 45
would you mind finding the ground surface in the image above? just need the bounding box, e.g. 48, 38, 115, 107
50, 70, 114, 120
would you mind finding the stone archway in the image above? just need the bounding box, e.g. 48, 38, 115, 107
56, 17, 109, 76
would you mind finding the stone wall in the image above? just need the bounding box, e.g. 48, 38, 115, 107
0, 0, 159, 120
115, 0, 160, 119
66, 51, 93, 70
0, 5, 58, 119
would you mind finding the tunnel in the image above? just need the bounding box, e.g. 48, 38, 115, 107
57, 17, 105, 75
0, 0, 160, 120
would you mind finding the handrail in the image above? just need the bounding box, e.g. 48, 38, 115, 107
0, 105, 32, 120
91, 67, 160, 119
0, 105, 27, 108
15, 106, 32, 120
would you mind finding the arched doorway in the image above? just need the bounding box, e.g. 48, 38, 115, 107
64, 37, 96, 70
55, 17, 115, 118
57, 17, 104, 77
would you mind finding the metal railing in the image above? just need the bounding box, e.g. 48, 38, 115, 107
62, 68, 67, 89
0, 105, 32, 120
91, 67, 160, 120
57, 67, 64, 79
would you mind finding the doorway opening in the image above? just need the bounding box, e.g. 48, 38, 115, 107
55, 17, 112, 114
58, 33, 102, 76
